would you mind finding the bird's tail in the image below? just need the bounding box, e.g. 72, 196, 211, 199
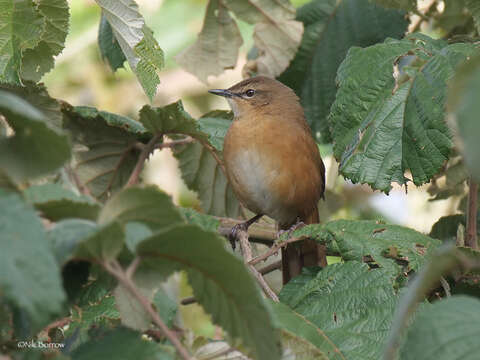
281, 206, 327, 284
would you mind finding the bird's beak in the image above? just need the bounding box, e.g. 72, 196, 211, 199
208, 89, 236, 98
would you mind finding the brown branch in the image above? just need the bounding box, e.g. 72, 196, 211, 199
466, 177, 478, 249
155, 137, 194, 150
126, 134, 163, 187
180, 296, 197, 306
249, 236, 307, 266
103, 259, 192, 360
218, 217, 276, 246
236, 228, 279, 302
259, 260, 282, 275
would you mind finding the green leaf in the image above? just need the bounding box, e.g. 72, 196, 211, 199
179, 207, 220, 232
98, 14, 126, 71
429, 214, 465, 242
270, 301, 343, 360
223, 0, 303, 78
75, 221, 125, 261
95, 0, 164, 101
330, 36, 479, 193
153, 288, 177, 328
372, 0, 417, 10
20, 0, 70, 81
62, 105, 145, 201
0, 90, 70, 181
0, 0, 45, 84
173, 141, 241, 217
48, 219, 97, 265
466, 0, 480, 33
197, 110, 232, 151
399, 296, 480, 360
279, 0, 408, 142
98, 185, 184, 230
176, 0, 243, 83
24, 183, 100, 221
139, 101, 208, 142
0, 190, 65, 332
292, 219, 441, 279
383, 244, 466, 360
448, 55, 480, 181
72, 327, 173, 360
137, 224, 281, 360
280, 261, 397, 360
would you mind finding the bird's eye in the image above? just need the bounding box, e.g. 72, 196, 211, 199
245, 89, 255, 97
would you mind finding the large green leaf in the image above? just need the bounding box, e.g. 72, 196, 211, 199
0, 190, 65, 332
24, 183, 100, 221
0, 90, 70, 180
398, 296, 480, 360
270, 301, 344, 360
330, 35, 480, 193
98, 186, 184, 231
137, 224, 281, 360
176, 0, 242, 83
71, 328, 174, 360
62, 105, 146, 201
372, 0, 417, 10
0, 0, 45, 84
173, 141, 241, 217
292, 220, 441, 279
280, 262, 398, 360
197, 110, 232, 151
95, 0, 164, 101
98, 14, 126, 72
278, 0, 408, 142
448, 55, 480, 181
20, 0, 70, 82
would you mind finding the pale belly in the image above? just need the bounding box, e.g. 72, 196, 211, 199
226, 149, 296, 225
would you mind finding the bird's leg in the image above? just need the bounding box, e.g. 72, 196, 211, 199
229, 214, 263, 249
277, 217, 306, 239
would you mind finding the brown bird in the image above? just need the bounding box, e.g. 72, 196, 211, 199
209, 76, 326, 283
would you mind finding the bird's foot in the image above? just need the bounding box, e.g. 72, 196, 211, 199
277, 221, 306, 240
229, 222, 248, 250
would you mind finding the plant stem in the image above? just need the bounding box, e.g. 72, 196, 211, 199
249, 236, 307, 266
126, 134, 162, 187
466, 177, 478, 249
103, 259, 193, 360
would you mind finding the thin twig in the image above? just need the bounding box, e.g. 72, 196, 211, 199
249, 236, 307, 266
180, 296, 197, 306
155, 137, 194, 150
103, 259, 192, 360
126, 134, 163, 187
259, 260, 282, 275
218, 217, 276, 245
466, 177, 478, 249
198, 139, 226, 174
236, 228, 279, 302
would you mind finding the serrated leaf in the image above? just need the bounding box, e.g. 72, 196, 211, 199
223, 0, 303, 78
0, 0, 45, 84
270, 301, 343, 360
448, 55, 480, 181
383, 244, 465, 360
0, 90, 70, 181
95, 0, 164, 100
21, 0, 70, 81
0, 82, 63, 131
139, 101, 208, 142
24, 183, 100, 221
197, 110, 232, 151
279, 0, 408, 143
176, 0, 242, 83
71, 327, 173, 360
280, 262, 397, 360
137, 224, 281, 360
98, 14, 126, 71
330, 36, 480, 193
399, 296, 480, 360
173, 141, 241, 217
48, 219, 97, 265
98, 185, 184, 230
0, 190, 65, 332
62, 105, 146, 201
292, 220, 441, 278
466, 0, 480, 33
179, 207, 220, 232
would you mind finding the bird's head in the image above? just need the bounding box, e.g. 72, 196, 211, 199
208, 76, 302, 119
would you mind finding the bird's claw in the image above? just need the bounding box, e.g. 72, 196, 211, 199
229, 223, 247, 250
